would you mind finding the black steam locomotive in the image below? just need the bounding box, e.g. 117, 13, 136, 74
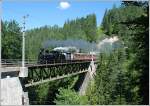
38, 48, 72, 64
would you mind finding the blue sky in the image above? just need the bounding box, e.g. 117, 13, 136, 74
2, 0, 121, 30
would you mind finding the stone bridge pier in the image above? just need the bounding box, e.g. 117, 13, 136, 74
74, 61, 97, 95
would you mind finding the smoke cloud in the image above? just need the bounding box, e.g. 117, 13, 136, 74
43, 39, 97, 52
42, 36, 121, 54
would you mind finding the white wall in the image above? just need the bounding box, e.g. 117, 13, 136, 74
1, 77, 23, 105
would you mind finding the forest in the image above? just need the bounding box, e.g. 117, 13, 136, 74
1, 1, 149, 105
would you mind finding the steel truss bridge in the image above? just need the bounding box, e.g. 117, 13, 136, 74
1, 59, 97, 87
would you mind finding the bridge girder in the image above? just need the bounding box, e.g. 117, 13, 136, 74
24, 61, 91, 87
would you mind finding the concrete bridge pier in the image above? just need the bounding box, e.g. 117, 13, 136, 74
78, 61, 96, 95
1, 67, 29, 105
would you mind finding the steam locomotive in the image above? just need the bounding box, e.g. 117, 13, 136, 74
38, 47, 96, 64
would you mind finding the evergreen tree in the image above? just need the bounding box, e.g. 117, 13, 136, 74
101, 1, 149, 104
122, 1, 149, 104
89, 48, 127, 105
2, 20, 22, 59
54, 88, 88, 105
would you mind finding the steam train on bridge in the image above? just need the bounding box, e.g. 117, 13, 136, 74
38, 47, 96, 64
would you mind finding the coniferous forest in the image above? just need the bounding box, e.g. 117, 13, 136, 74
1, 1, 149, 105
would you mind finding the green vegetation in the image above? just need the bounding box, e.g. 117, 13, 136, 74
86, 48, 140, 105
85, 1, 149, 105
28, 76, 79, 105
1, 20, 22, 59
54, 88, 88, 105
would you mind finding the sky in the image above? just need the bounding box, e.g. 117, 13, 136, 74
2, 0, 121, 30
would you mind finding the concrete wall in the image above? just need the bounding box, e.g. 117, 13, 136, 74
1, 77, 23, 105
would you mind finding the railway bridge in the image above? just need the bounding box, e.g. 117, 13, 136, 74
1, 59, 97, 105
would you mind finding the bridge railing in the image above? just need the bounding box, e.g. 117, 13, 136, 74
1, 59, 98, 67
1, 59, 38, 66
